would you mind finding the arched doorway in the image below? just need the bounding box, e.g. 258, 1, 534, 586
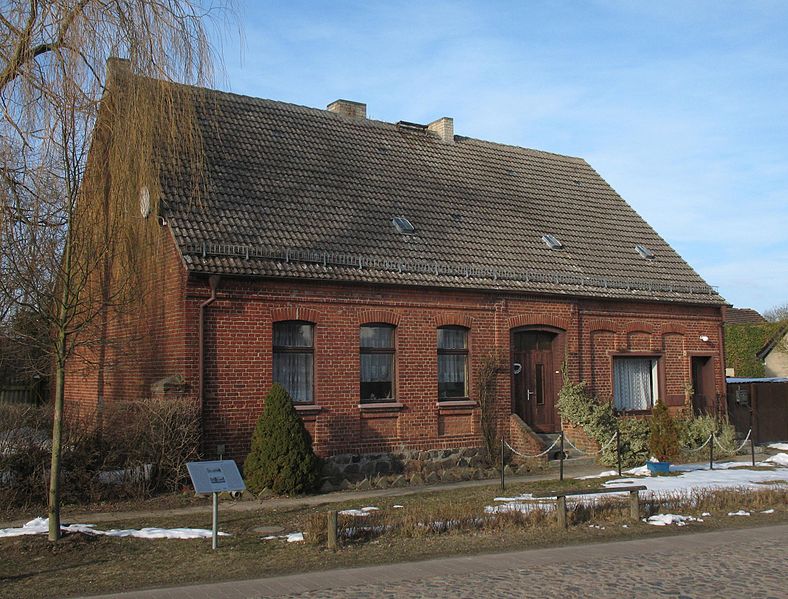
511, 327, 565, 433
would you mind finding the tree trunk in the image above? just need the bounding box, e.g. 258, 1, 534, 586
47, 348, 66, 541
48, 225, 73, 543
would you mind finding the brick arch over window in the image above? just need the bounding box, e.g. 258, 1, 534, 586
434, 313, 474, 328
661, 323, 688, 336
586, 318, 618, 334
356, 309, 401, 326
623, 321, 655, 335
506, 314, 570, 331
271, 306, 323, 324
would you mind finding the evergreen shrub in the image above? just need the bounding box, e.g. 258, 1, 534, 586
244, 384, 320, 495
679, 415, 737, 457
648, 401, 680, 462
556, 380, 649, 467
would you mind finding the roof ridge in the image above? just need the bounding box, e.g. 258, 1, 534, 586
128, 71, 587, 163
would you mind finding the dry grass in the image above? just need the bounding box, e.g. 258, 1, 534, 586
1, 479, 786, 599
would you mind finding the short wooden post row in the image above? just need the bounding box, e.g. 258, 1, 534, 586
557, 496, 567, 529
628, 490, 640, 522
327, 510, 338, 550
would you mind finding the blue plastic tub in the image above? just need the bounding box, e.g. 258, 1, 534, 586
646, 461, 671, 474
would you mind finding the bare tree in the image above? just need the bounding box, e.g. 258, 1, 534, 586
763, 302, 788, 323
0, 0, 233, 541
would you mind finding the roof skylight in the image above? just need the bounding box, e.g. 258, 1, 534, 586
541, 234, 563, 250
392, 216, 415, 235
635, 244, 655, 260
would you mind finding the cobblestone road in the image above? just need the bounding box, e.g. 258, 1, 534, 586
92, 524, 787, 599
286, 528, 786, 599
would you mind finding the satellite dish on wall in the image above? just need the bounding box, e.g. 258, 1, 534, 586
139, 186, 151, 218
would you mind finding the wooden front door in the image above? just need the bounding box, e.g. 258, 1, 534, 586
513, 330, 558, 433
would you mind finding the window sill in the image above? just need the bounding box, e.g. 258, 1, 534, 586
614, 409, 652, 416
358, 402, 404, 412
437, 399, 477, 409
294, 404, 323, 415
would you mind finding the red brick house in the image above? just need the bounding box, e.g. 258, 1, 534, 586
65, 76, 727, 466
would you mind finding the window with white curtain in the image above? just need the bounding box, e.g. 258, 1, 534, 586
613, 357, 659, 411
438, 326, 468, 400
273, 321, 314, 403
360, 324, 395, 402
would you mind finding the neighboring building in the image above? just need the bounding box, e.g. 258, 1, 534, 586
64, 63, 728, 463
758, 327, 788, 377
723, 307, 784, 378
723, 307, 767, 326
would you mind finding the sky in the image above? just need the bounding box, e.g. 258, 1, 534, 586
212, 1, 788, 313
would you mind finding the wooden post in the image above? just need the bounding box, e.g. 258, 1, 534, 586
500, 438, 505, 491
557, 496, 567, 529
327, 510, 337, 551
750, 433, 756, 468
616, 428, 622, 477
559, 432, 564, 481
628, 489, 640, 522
709, 433, 714, 470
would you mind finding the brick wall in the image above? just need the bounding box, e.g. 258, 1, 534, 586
63, 226, 191, 422
64, 233, 726, 463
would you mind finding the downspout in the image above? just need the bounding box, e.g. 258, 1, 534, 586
198, 275, 221, 454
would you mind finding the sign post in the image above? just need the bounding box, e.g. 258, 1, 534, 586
186, 460, 246, 550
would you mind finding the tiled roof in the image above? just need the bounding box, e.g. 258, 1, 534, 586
724, 308, 767, 325
158, 86, 724, 305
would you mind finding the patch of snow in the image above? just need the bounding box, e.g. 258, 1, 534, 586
0, 517, 227, 540
338, 506, 380, 517
392, 505, 404, 509
262, 531, 305, 542
767, 443, 788, 451
702, 512, 712, 517
626, 465, 651, 476
763, 452, 788, 467
486, 460, 787, 519
646, 514, 701, 526
761, 509, 775, 514
577, 470, 617, 480
485, 501, 555, 515
621, 524, 628, 528
727, 510, 750, 517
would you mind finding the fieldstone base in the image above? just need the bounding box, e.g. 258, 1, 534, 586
319, 447, 542, 493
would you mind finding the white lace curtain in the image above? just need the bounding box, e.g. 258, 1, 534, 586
613, 358, 653, 410
274, 353, 313, 403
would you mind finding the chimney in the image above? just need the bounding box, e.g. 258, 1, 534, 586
428, 117, 454, 143
107, 56, 131, 75
327, 99, 367, 120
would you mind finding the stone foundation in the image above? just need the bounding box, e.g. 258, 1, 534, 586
319, 446, 540, 493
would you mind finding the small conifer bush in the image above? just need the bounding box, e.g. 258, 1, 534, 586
649, 401, 680, 462
244, 384, 320, 495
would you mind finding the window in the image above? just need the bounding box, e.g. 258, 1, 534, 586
541, 234, 563, 250
438, 327, 468, 400
360, 324, 395, 402
273, 321, 314, 403
613, 357, 659, 411
635, 244, 655, 260
392, 216, 415, 235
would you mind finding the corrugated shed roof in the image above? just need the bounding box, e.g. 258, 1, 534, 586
157, 85, 724, 305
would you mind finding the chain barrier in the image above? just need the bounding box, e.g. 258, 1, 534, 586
684, 434, 713, 453
503, 435, 561, 459
562, 431, 617, 456
713, 428, 752, 454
